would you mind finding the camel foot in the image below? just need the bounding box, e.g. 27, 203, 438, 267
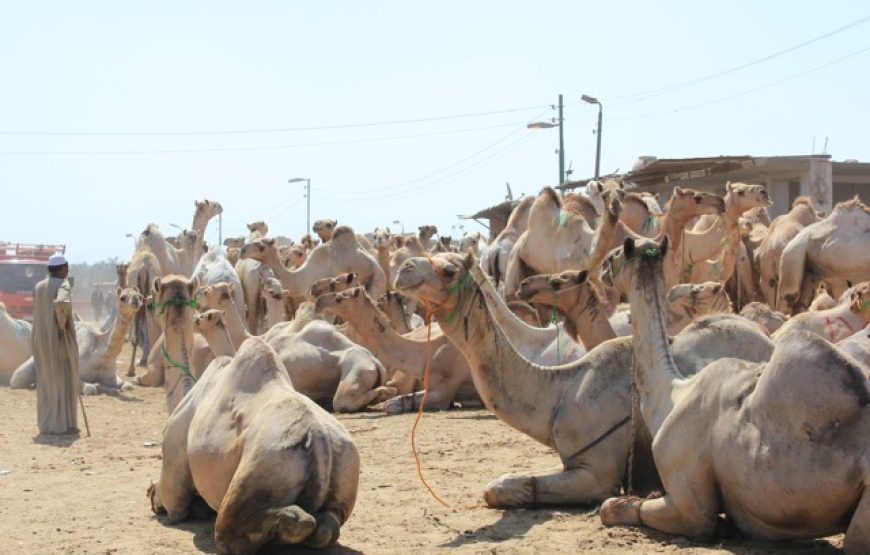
81, 383, 99, 396
484, 474, 536, 508
600, 495, 643, 526
383, 393, 416, 414
304, 511, 342, 549
270, 505, 317, 545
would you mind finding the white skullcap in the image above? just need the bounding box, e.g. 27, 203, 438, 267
48, 254, 68, 266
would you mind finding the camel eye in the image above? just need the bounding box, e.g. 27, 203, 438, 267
442, 266, 456, 278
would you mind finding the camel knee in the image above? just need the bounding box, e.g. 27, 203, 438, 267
484, 474, 536, 508
600, 496, 643, 526
304, 511, 342, 549
215, 505, 316, 555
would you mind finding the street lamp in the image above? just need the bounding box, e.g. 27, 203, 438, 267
288, 178, 311, 235
125, 233, 136, 251
582, 94, 603, 180
527, 94, 565, 185
392, 219, 404, 234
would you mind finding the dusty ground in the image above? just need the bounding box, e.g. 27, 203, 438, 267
0, 345, 844, 554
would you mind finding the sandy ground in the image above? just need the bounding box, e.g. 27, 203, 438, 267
0, 344, 844, 554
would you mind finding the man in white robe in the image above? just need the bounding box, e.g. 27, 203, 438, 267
32, 254, 80, 435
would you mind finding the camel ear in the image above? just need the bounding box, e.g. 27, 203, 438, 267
674, 186, 685, 196
152, 278, 162, 295
575, 270, 588, 284
725, 181, 733, 192
848, 280, 854, 289
623, 238, 635, 259
188, 277, 199, 298
264, 238, 276, 247
346, 273, 355, 284
597, 182, 603, 193
463, 249, 475, 270
712, 283, 723, 293
660, 235, 669, 258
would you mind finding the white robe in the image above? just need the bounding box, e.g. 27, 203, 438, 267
32, 276, 80, 434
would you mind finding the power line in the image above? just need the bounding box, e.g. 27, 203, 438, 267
0, 120, 534, 155
610, 43, 870, 122
606, 13, 870, 104
0, 104, 551, 137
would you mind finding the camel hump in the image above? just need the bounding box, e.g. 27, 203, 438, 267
752, 330, 869, 436
331, 226, 358, 248
538, 187, 562, 208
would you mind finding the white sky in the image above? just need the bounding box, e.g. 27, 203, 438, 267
1, 1, 868, 262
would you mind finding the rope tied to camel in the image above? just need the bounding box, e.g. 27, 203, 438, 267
642, 214, 659, 233
555, 211, 570, 228
161, 341, 196, 383
150, 296, 198, 317
548, 275, 561, 365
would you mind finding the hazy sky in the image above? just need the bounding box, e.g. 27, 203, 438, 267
1, 1, 868, 262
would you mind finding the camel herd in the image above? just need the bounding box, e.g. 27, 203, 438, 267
1, 182, 869, 553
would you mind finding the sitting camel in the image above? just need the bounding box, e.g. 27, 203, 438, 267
394, 251, 772, 508
778, 196, 870, 314
314, 287, 479, 413
0, 303, 32, 385
241, 227, 386, 302
11, 287, 143, 394
772, 282, 870, 343
600, 236, 870, 554
236, 222, 274, 334
192, 246, 245, 320
201, 282, 393, 412
148, 333, 359, 552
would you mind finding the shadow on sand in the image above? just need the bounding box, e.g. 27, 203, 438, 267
32, 432, 80, 447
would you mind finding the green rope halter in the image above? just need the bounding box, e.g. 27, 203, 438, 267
555, 212, 570, 228
161, 341, 196, 383
860, 298, 870, 312
150, 297, 198, 316
444, 272, 475, 324
642, 215, 659, 232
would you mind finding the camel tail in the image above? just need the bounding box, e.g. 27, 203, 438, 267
776, 233, 808, 313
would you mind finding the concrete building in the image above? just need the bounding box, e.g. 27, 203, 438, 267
563, 155, 870, 217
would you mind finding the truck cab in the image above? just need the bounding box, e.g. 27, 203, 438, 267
0, 243, 66, 321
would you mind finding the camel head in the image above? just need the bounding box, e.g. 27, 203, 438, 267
246, 221, 269, 241
199, 282, 236, 312
239, 238, 278, 264
313, 285, 365, 317
849, 282, 870, 320
372, 227, 391, 249
666, 281, 732, 317
310, 272, 359, 298
667, 187, 725, 218
152, 275, 199, 328
282, 245, 307, 269
115, 286, 144, 318
223, 236, 245, 249
194, 199, 223, 221
261, 277, 286, 301
300, 234, 319, 250
585, 179, 623, 215
439, 236, 453, 251
601, 236, 670, 295
725, 182, 771, 214
312, 219, 337, 242
809, 282, 837, 312
193, 308, 227, 336
377, 290, 414, 319
790, 197, 821, 226
178, 229, 198, 251
418, 225, 438, 242
517, 269, 590, 303
394, 251, 476, 315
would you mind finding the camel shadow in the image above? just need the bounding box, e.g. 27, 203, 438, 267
32, 433, 80, 447
440, 507, 587, 548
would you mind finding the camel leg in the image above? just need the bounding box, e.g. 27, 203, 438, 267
601, 467, 719, 541
485, 464, 621, 508
845, 488, 870, 554
127, 340, 138, 377
383, 386, 455, 414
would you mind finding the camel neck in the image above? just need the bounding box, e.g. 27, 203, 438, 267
435, 270, 582, 447
264, 254, 307, 297
561, 289, 617, 350
627, 257, 685, 436
377, 247, 391, 291
263, 298, 285, 329
333, 300, 430, 376
163, 316, 196, 396
204, 327, 236, 356
97, 307, 134, 366
219, 299, 252, 347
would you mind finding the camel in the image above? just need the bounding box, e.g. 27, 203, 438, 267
203, 282, 392, 412
480, 195, 533, 288
247, 221, 268, 240
185, 199, 224, 275
458, 231, 485, 256
312, 219, 337, 243
148, 334, 359, 553
739, 301, 789, 336
0, 303, 32, 385
240, 227, 386, 301
583, 178, 623, 219
394, 251, 772, 508
377, 290, 422, 334
778, 196, 870, 314
309, 272, 359, 299
618, 192, 663, 237
772, 282, 870, 343
234, 222, 275, 333
283, 244, 308, 269
11, 288, 143, 394
839, 328, 870, 371
387, 225, 438, 284
223, 237, 245, 267
314, 287, 479, 413
191, 246, 245, 320
261, 277, 289, 330
127, 243, 162, 373
808, 281, 837, 311
518, 272, 733, 348
598, 236, 870, 554
371, 227, 392, 290
755, 197, 819, 307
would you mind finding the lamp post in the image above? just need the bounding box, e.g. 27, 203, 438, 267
288, 178, 311, 235
582, 94, 603, 180
527, 94, 565, 185
392, 219, 404, 234
125, 233, 135, 251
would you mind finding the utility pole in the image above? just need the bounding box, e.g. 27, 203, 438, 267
559, 94, 568, 185
288, 177, 311, 235
582, 94, 603, 180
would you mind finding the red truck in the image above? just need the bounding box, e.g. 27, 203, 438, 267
0, 243, 66, 321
